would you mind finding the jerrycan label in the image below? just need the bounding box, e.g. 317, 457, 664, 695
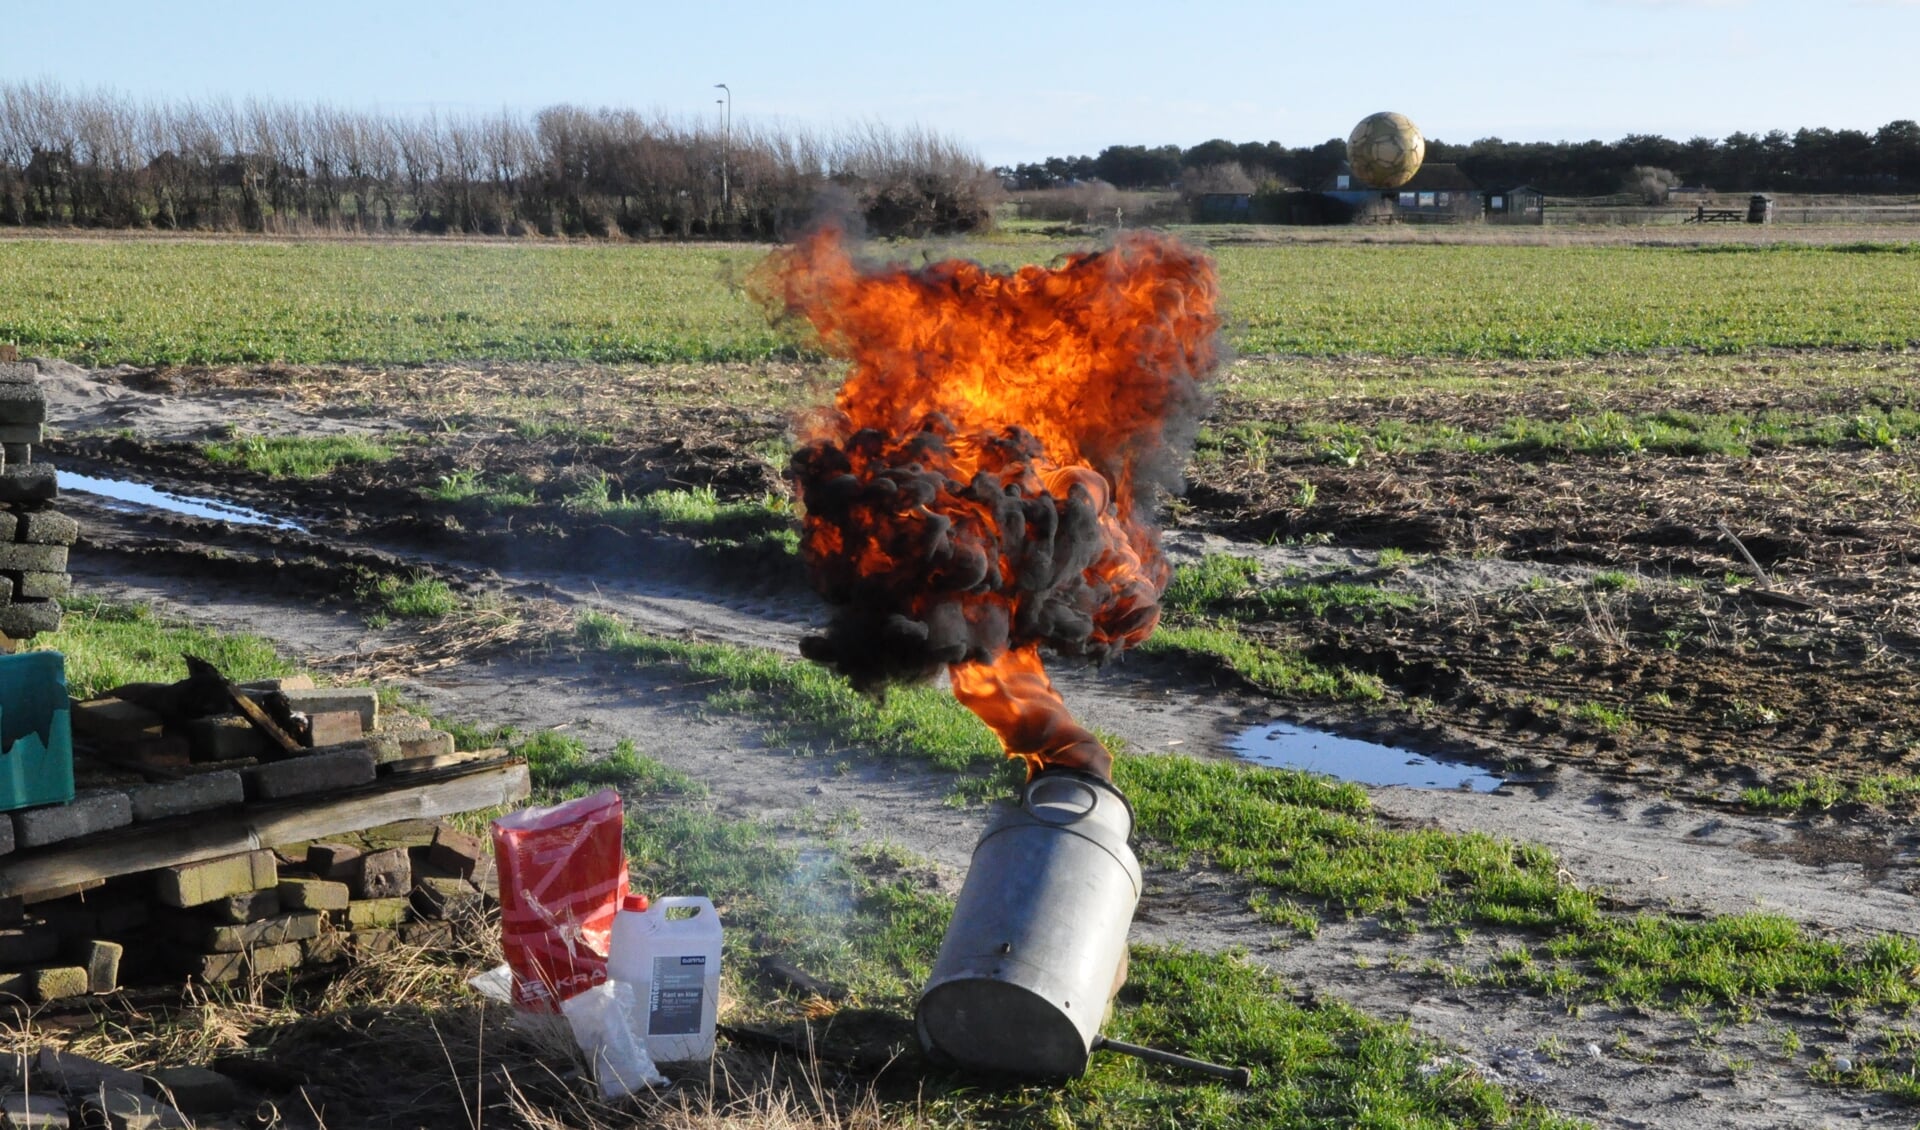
649, 955, 706, 1036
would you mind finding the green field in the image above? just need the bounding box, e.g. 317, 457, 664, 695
4, 236, 1920, 364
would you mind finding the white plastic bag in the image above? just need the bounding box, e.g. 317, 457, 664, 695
561, 979, 666, 1098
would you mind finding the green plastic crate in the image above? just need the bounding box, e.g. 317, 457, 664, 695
0, 651, 73, 813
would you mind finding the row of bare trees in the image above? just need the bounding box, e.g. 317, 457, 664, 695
0, 82, 999, 238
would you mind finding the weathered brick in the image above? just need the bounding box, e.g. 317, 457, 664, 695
0, 541, 64, 572
146, 1065, 239, 1115
126, 770, 244, 822
305, 709, 363, 747
24, 965, 89, 1002
13, 790, 132, 848
427, 823, 490, 883
185, 715, 269, 762
201, 911, 321, 953
34, 1051, 142, 1089
0, 598, 61, 638
244, 747, 376, 800
382, 712, 431, 733
13, 572, 69, 600
0, 1091, 69, 1129
0, 425, 39, 444
398, 920, 454, 948
0, 466, 54, 505
277, 877, 349, 912
349, 928, 398, 956
411, 876, 481, 921
302, 931, 349, 965
154, 850, 277, 908
205, 888, 280, 925
274, 688, 377, 731
0, 385, 44, 425
352, 846, 411, 899
3, 443, 30, 468
305, 842, 362, 880
0, 924, 58, 965
71, 698, 164, 744
16, 510, 75, 545
396, 730, 454, 760
80, 939, 122, 993
190, 941, 302, 983
342, 898, 409, 930
0, 360, 29, 381
81, 1088, 188, 1129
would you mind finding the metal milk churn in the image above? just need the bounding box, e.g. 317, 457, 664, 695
916, 769, 1142, 1078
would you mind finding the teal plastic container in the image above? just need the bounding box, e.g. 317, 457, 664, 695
0, 652, 73, 813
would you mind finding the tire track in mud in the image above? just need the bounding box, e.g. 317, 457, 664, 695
65, 505, 1920, 1130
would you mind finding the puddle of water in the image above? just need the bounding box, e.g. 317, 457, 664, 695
1232, 722, 1505, 792
59, 472, 307, 533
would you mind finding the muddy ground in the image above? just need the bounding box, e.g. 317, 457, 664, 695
33, 357, 1920, 1129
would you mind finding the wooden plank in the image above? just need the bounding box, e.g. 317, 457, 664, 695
0, 762, 529, 898
223, 680, 303, 757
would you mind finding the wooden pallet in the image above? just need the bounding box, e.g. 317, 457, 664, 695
0, 758, 529, 898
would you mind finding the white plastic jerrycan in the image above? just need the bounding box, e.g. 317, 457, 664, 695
607, 893, 722, 1062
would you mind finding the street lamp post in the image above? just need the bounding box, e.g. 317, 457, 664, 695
714, 83, 731, 215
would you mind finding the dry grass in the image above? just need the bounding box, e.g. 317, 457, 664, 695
316, 600, 573, 681
0, 917, 921, 1130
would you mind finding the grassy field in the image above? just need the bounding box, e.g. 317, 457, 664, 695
6, 236, 1920, 364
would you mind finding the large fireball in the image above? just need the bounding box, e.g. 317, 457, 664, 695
1348, 111, 1425, 189
763, 228, 1221, 781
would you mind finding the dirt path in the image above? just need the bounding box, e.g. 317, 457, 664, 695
42, 365, 1920, 1128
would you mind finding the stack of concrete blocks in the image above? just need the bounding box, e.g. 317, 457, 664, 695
9, 681, 486, 855
0, 818, 494, 1002
0, 1045, 250, 1126
0, 360, 71, 643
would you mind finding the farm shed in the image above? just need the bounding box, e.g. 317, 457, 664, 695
1388, 164, 1482, 222
1317, 163, 1482, 223
1486, 184, 1546, 224
1191, 191, 1253, 221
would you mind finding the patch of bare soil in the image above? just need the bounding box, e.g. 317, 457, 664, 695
37, 358, 1920, 1128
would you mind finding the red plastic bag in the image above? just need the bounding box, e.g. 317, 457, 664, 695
491, 788, 629, 1011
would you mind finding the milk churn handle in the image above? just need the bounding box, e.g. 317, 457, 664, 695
1093, 1036, 1253, 1087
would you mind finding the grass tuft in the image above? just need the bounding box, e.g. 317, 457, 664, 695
36, 596, 298, 699
203, 433, 394, 478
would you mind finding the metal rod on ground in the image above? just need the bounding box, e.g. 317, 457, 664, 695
1714, 518, 1774, 586
1094, 1036, 1253, 1087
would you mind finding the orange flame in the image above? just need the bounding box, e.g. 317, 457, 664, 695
767, 226, 1220, 781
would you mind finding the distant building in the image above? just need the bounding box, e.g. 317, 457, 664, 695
1191, 192, 1253, 222
1318, 162, 1482, 223
1486, 185, 1546, 225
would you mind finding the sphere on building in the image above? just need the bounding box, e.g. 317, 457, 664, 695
1347, 112, 1425, 189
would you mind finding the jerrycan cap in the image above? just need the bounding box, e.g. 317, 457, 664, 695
623, 893, 651, 912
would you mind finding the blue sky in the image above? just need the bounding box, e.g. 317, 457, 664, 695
12, 0, 1920, 165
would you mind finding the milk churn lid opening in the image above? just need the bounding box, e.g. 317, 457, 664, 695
1026, 774, 1099, 824
623, 893, 650, 912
